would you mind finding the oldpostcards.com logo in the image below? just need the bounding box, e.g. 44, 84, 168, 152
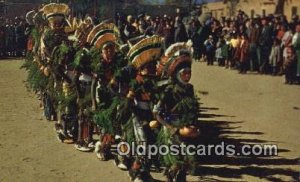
113, 142, 278, 159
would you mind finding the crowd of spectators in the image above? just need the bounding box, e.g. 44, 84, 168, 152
115, 9, 300, 84
1, 8, 300, 84
0, 16, 28, 58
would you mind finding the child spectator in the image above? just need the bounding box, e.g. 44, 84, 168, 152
223, 34, 232, 68
284, 47, 296, 84
204, 35, 215, 65
269, 39, 281, 75
215, 37, 224, 66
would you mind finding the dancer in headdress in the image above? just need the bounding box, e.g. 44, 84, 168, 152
90, 22, 129, 157
51, 15, 93, 144
123, 35, 163, 182
154, 42, 200, 182
39, 3, 70, 122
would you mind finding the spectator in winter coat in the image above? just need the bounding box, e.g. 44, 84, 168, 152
189, 19, 202, 61
174, 18, 188, 43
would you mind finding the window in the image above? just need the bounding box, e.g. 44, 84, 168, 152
251, 9, 255, 18
292, 6, 298, 17
262, 9, 266, 17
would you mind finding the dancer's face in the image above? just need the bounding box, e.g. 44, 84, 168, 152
140, 62, 157, 76
179, 69, 191, 83
102, 44, 115, 61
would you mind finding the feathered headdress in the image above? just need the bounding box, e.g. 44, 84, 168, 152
41, 3, 70, 19
159, 42, 192, 77
127, 35, 163, 69
86, 23, 120, 49
40, 3, 70, 28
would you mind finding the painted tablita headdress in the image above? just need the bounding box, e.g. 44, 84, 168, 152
127, 35, 163, 70
86, 23, 120, 49
158, 42, 192, 78
41, 3, 70, 29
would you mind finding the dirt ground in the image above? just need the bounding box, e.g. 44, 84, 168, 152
0, 59, 299, 182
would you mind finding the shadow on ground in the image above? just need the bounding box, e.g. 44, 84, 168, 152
191, 104, 300, 182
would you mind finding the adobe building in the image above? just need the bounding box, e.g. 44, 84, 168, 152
202, 0, 300, 21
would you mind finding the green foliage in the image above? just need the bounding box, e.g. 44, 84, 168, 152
89, 47, 101, 73
52, 43, 70, 64
56, 86, 77, 113
156, 129, 182, 166
93, 97, 121, 134
172, 96, 199, 127
122, 116, 135, 143
43, 29, 56, 54
21, 53, 49, 93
